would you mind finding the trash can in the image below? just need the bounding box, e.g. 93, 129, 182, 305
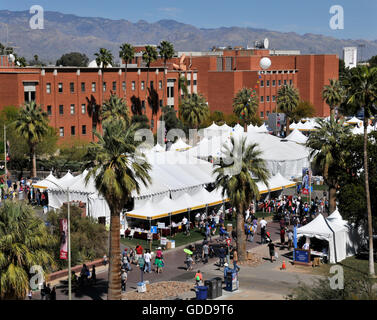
196, 286, 208, 300
225, 271, 233, 292
205, 278, 217, 299
214, 277, 223, 297
137, 282, 146, 293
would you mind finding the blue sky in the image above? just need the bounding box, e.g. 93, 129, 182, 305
1, 0, 377, 40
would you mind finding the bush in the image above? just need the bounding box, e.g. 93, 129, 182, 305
46, 204, 108, 271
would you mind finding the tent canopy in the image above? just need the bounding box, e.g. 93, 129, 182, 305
286, 129, 308, 144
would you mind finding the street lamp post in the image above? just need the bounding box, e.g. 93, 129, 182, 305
42, 179, 71, 300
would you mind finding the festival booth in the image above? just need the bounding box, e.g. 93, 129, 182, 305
285, 129, 308, 144
296, 211, 360, 264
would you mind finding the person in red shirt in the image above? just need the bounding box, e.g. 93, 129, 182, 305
135, 244, 143, 266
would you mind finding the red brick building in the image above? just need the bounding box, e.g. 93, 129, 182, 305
0, 57, 196, 141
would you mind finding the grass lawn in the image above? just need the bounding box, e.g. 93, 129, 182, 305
121, 211, 274, 251
312, 256, 377, 280
312, 184, 329, 191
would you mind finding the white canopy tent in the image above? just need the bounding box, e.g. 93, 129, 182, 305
346, 117, 363, 126
170, 138, 191, 151
286, 129, 308, 144
297, 212, 360, 264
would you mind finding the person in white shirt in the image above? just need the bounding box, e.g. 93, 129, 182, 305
260, 218, 267, 244
302, 242, 310, 250
144, 250, 152, 273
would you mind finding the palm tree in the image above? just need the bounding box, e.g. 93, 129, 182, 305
341, 65, 377, 277
178, 76, 189, 104
94, 48, 114, 104
142, 46, 158, 115
101, 94, 130, 125
277, 85, 300, 136
157, 41, 175, 107
306, 118, 351, 214
0, 201, 55, 299
84, 120, 151, 300
213, 136, 270, 261
15, 101, 49, 177
179, 93, 210, 129
233, 88, 259, 132
119, 43, 135, 100
86, 95, 101, 141
322, 79, 344, 120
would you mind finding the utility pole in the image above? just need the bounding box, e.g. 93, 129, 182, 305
67, 186, 71, 300
4, 125, 7, 194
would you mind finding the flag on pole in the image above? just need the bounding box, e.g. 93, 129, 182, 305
60, 219, 68, 260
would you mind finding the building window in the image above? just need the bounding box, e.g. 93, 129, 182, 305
112, 81, 117, 91
150, 81, 154, 90
284, 80, 287, 86
122, 81, 126, 91
272, 80, 276, 87
81, 82, 86, 92
193, 79, 197, 86
46, 83, 51, 94
141, 81, 145, 90
272, 95, 276, 102
266, 80, 270, 87
59, 127, 64, 137
82, 125, 86, 135
260, 80, 264, 87
47, 105, 52, 115
266, 96, 270, 102
278, 80, 281, 86
81, 104, 86, 114
159, 100, 163, 107
92, 82, 96, 92
71, 126, 75, 136
159, 81, 162, 89
260, 111, 264, 118
59, 105, 64, 115
103, 82, 107, 92
58, 83, 63, 93
70, 82, 74, 93
289, 79, 293, 86
260, 96, 264, 103
132, 81, 135, 91
70, 104, 75, 115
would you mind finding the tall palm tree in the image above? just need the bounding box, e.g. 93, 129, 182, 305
306, 118, 351, 213
157, 41, 175, 108
142, 46, 158, 115
15, 101, 49, 177
213, 136, 270, 261
86, 95, 101, 142
84, 120, 151, 300
342, 65, 377, 277
233, 88, 259, 132
179, 93, 210, 129
277, 85, 300, 136
95, 48, 114, 104
178, 76, 189, 105
101, 94, 130, 125
0, 201, 55, 299
322, 79, 344, 120
119, 43, 135, 100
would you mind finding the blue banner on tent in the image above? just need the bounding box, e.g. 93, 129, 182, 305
150, 226, 158, 234
294, 249, 310, 263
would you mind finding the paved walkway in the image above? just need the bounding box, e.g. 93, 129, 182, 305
30, 219, 317, 300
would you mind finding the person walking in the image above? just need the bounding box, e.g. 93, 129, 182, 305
202, 242, 209, 264
144, 249, 152, 273
280, 227, 286, 245
91, 265, 96, 284
121, 269, 127, 292
232, 248, 240, 272
195, 270, 203, 286
27, 289, 33, 300
268, 241, 276, 263
218, 246, 226, 267
44, 283, 51, 300
50, 286, 56, 300
185, 253, 193, 271
135, 244, 143, 266
287, 229, 294, 250
260, 217, 267, 244
40, 282, 46, 300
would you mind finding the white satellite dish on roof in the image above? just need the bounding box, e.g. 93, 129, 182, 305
260, 57, 271, 70
264, 38, 269, 49
9, 54, 15, 63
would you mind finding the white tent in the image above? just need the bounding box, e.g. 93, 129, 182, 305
289, 122, 298, 130
170, 138, 191, 151
203, 122, 223, 137
286, 129, 308, 144
297, 213, 351, 264
33, 172, 61, 190
152, 143, 166, 152
256, 173, 297, 194
255, 123, 269, 133
346, 117, 363, 126
232, 123, 244, 135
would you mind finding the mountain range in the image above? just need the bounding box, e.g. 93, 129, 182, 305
1, 10, 377, 63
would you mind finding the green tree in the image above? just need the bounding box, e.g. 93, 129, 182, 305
95, 48, 114, 104
213, 136, 270, 261
179, 93, 210, 129
84, 120, 151, 300
159, 106, 184, 132
56, 52, 89, 67
131, 114, 150, 130
233, 88, 259, 132
322, 79, 344, 120
119, 43, 135, 100
306, 118, 351, 213
15, 101, 49, 177
101, 94, 130, 125
0, 201, 55, 299
369, 55, 377, 68
277, 85, 300, 136
178, 76, 189, 105
142, 46, 158, 115
158, 41, 175, 108
341, 65, 377, 277
291, 101, 316, 123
